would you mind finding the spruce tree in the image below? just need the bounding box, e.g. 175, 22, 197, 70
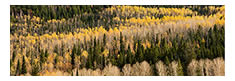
165, 56, 170, 65
153, 46, 159, 63
86, 54, 93, 69
136, 40, 144, 62
139, 45, 145, 62
40, 50, 45, 65
120, 32, 125, 54
177, 59, 184, 76
76, 69, 79, 76
12, 50, 16, 62
77, 43, 81, 56
21, 56, 27, 75
126, 45, 133, 64
31, 61, 40, 76
103, 33, 106, 46
45, 49, 49, 60
71, 45, 76, 69
15, 59, 21, 76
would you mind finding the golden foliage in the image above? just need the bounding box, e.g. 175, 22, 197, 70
81, 50, 88, 59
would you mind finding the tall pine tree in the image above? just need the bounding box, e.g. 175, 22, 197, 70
21, 56, 27, 75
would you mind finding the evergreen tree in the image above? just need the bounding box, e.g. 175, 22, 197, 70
21, 56, 27, 75
76, 43, 81, 56
45, 49, 49, 59
120, 32, 125, 54
126, 44, 133, 64
31, 61, 40, 76
136, 40, 144, 62
71, 45, 76, 69
15, 59, 21, 76
76, 69, 79, 76
103, 33, 107, 46
153, 46, 160, 63
12, 50, 16, 62
86, 53, 93, 69
118, 53, 125, 68
165, 56, 170, 65
177, 59, 184, 76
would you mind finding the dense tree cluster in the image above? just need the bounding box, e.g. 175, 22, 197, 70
10, 5, 224, 76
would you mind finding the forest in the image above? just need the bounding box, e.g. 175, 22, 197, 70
10, 5, 225, 76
